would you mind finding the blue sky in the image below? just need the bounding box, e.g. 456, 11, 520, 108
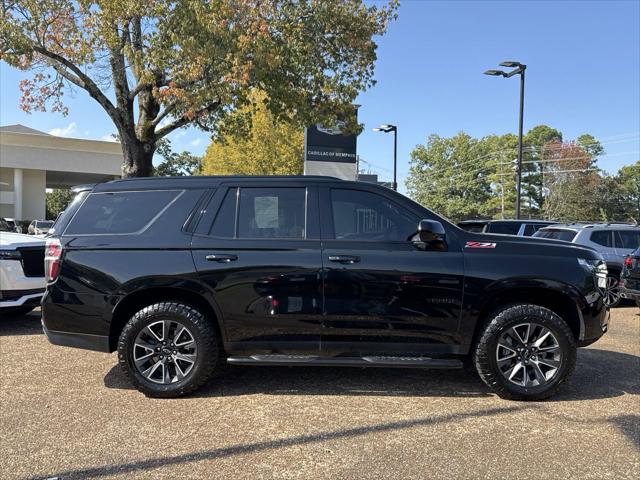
1, 0, 638, 191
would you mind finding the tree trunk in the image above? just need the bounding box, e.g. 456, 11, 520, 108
119, 130, 155, 177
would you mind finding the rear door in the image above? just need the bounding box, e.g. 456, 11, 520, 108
318, 184, 465, 356
191, 182, 323, 355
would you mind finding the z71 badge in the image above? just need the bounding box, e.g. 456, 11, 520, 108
465, 241, 497, 249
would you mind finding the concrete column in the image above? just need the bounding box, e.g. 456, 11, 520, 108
13, 168, 23, 220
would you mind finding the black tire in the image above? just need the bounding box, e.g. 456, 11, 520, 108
2, 305, 35, 317
473, 304, 576, 401
117, 302, 219, 398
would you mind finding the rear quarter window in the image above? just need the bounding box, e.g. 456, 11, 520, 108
64, 190, 182, 235
533, 229, 577, 242
590, 231, 613, 248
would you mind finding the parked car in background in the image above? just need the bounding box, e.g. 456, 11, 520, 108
28, 220, 54, 236
458, 219, 558, 236
620, 247, 640, 306
0, 231, 46, 316
43, 176, 608, 400
0, 218, 21, 233
533, 223, 640, 307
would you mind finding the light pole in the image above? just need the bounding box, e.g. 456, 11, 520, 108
372, 124, 397, 190
484, 61, 527, 219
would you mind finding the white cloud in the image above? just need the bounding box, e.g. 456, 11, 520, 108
48, 122, 78, 137
190, 138, 202, 147
100, 134, 118, 142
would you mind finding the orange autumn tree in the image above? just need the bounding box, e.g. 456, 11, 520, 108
1, 0, 397, 177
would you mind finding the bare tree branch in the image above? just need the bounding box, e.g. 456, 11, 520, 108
32, 45, 119, 124
155, 101, 220, 139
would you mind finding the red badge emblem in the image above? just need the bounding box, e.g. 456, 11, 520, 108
465, 241, 497, 249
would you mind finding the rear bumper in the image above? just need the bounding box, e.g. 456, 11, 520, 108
620, 277, 640, 301
0, 289, 44, 308
42, 322, 110, 352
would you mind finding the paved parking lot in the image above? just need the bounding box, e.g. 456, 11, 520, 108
1, 307, 638, 480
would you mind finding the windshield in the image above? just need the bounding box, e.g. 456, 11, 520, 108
0, 219, 11, 232
532, 229, 577, 242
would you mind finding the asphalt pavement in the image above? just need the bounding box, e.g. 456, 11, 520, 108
1, 307, 638, 480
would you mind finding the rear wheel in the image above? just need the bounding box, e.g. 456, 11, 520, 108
473, 304, 576, 401
602, 274, 621, 308
117, 302, 219, 398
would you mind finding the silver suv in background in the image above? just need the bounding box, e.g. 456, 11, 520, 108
533, 223, 640, 307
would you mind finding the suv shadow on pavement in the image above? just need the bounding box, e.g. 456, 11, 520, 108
103, 347, 639, 401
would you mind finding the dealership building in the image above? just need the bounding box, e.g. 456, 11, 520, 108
0, 124, 122, 221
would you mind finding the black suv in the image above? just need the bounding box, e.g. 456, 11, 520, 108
42, 176, 609, 400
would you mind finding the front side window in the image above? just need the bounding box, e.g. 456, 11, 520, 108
590, 231, 613, 248
64, 190, 180, 235
615, 230, 640, 249
237, 188, 306, 239
330, 189, 418, 241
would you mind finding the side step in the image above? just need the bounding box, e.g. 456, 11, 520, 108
226, 354, 463, 369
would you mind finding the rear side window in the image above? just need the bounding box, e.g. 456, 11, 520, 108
615, 230, 640, 249
487, 222, 521, 235
534, 229, 577, 242
64, 190, 181, 235
237, 188, 306, 239
590, 231, 613, 247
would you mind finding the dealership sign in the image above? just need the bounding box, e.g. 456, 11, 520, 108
304, 111, 359, 180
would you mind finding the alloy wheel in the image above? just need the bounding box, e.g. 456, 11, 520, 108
133, 320, 198, 384
496, 322, 562, 388
602, 276, 621, 307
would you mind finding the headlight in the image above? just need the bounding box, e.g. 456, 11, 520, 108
0, 249, 22, 260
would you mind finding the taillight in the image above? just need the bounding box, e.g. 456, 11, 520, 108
624, 256, 634, 268
45, 238, 62, 282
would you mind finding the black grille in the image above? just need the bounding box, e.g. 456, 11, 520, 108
17, 247, 45, 277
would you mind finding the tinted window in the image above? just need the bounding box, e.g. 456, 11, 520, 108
65, 190, 180, 235
36, 221, 53, 228
237, 188, 305, 239
331, 189, 418, 241
488, 222, 521, 235
590, 231, 613, 247
209, 188, 237, 238
533, 229, 577, 242
616, 230, 640, 249
458, 222, 487, 233
523, 224, 535, 236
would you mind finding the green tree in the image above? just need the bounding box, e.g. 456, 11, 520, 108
406, 132, 493, 222
1, 0, 397, 177
46, 188, 74, 219
154, 140, 202, 176
202, 91, 303, 175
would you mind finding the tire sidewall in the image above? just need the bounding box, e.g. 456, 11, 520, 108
480, 306, 576, 399
118, 304, 216, 396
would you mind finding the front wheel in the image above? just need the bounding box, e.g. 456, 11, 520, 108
117, 302, 219, 398
473, 304, 576, 401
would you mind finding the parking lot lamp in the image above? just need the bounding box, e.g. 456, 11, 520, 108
484, 61, 527, 219
372, 124, 398, 191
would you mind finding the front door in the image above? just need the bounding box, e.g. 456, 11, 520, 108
191, 183, 323, 354
319, 186, 465, 356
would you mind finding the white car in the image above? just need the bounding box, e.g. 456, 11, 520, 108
28, 220, 54, 236
0, 231, 46, 315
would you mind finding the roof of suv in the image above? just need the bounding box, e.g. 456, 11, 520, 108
91, 175, 344, 192
458, 219, 556, 225
540, 223, 639, 231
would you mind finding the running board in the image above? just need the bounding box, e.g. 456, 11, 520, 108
226, 354, 463, 369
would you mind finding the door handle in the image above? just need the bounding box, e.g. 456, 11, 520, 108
328, 255, 360, 264
205, 254, 238, 263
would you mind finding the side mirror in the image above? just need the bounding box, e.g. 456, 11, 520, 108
414, 219, 447, 251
